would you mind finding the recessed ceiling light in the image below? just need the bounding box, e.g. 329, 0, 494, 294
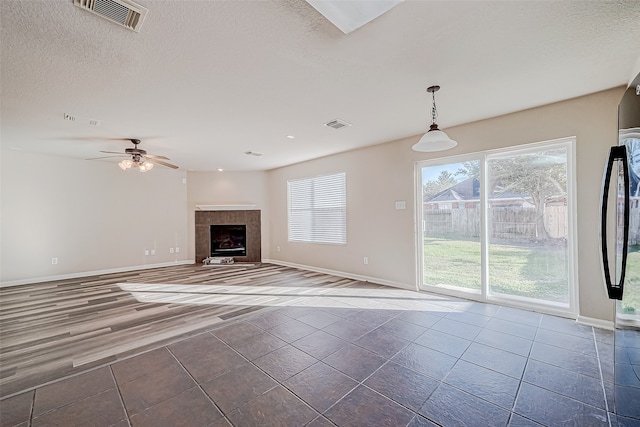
217, 168, 224, 172
287, 135, 295, 139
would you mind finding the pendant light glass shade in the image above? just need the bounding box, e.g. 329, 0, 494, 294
412, 85, 457, 152
412, 125, 457, 152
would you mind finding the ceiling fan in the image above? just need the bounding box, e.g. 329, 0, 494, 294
88, 138, 178, 171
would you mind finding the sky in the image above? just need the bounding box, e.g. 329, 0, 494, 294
421, 162, 469, 184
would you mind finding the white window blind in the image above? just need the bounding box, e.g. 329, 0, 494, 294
288, 172, 346, 244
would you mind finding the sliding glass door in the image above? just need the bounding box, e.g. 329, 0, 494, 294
486, 146, 570, 305
417, 139, 575, 313
421, 160, 482, 294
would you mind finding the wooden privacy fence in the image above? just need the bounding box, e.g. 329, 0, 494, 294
424, 205, 568, 239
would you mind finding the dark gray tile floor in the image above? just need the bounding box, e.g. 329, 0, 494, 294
0, 297, 628, 427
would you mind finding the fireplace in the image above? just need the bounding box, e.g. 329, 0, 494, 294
195, 210, 261, 263
210, 224, 246, 257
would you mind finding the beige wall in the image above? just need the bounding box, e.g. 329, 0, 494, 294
267, 87, 625, 322
1, 149, 189, 284
186, 171, 270, 261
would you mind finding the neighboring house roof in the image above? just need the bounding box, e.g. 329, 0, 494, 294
428, 178, 479, 203
426, 177, 530, 203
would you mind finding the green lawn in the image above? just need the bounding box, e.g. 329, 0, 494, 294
424, 237, 640, 315
622, 246, 640, 314
424, 237, 568, 303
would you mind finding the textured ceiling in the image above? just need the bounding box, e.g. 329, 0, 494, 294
2, 0, 640, 171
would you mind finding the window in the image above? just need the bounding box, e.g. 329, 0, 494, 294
288, 172, 346, 244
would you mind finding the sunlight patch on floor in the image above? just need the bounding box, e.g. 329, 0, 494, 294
117, 282, 461, 313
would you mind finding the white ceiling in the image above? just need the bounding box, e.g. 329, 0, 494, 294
2, 0, 640, 172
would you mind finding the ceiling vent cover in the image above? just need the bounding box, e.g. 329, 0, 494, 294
64, 113, 101, 126
74, 0, 148, 32
324, 119, 351, 130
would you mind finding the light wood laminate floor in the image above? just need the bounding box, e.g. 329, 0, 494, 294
0, 263, 375, 397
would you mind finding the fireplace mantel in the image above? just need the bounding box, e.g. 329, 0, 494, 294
195, 210, 261, 263
196, 204, 256, 211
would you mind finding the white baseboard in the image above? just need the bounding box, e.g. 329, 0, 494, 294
262, 258, 415, 291
0, 260, 196, 288
576, 315, 614, 330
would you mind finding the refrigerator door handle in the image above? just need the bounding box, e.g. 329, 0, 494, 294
600, 145, 629, 300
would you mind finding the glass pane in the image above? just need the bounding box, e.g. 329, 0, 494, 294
422, 161, 482, 292
620, 133, 640, 324
486, 147, 569, 304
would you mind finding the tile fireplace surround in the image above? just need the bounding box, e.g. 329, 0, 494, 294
195, 210, 261, 263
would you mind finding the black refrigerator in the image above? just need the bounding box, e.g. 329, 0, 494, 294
600, 72, 640, 424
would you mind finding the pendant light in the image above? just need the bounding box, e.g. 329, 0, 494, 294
412, 85, 457, 152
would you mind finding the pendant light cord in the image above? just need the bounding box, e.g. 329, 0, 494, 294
431, 90, 438, 126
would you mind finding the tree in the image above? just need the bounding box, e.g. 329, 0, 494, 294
454, 151, 567, 239
456, 161, 480, 179
423, 170, 458, 200
488, 149, 567, 239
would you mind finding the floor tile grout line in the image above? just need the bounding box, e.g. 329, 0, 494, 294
26, 377, 126, 423
592, 326, 613, 427
507, 309, 543, 425
313, 335, 428, 423
307, 414, 338, 427
107, 364, 132, 427
199, 325, 328, 424
165, 345, 235, 425
250, 317, 419, 424
27, 388, 35, 427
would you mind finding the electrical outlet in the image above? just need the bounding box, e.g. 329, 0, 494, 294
51, 257, 58, 265
277, 246, 281, 252
170, 248, 174, 254
145, 250, 149, 256
150, 249, 155, 255
175, 247, 180, 253
363, 257, 368, 265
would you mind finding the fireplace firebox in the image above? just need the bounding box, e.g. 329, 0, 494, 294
210, 224, 246, 257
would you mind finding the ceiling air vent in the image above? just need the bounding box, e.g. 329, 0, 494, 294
244, 151, 264, 157
64, 113, 101, 126
324, 119, 351, 130
74, 0, 148, 33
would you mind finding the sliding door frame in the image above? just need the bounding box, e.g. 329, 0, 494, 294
415, 137, 578, 318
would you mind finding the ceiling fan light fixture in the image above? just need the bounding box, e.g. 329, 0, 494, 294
119, 159, 133, 170
138, 161, 153, 172
412, 85, 457, 152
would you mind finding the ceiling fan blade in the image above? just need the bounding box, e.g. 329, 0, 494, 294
146, 158, 179, 169
144, 154, 170, 160
100, 150, 126, 155
86, 155, 127, 160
